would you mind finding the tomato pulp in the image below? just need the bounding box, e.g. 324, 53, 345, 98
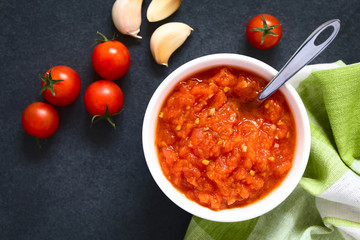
155, 67, 296, 211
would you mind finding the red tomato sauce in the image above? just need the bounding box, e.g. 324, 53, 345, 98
156, 67, 296, 211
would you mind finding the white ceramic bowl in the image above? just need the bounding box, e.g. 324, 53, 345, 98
142, 53, 311, 222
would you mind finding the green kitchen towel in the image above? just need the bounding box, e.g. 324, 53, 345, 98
184, 62, 360, 240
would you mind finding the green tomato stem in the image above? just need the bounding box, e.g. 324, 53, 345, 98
250, 15, 281, 45
39, 68, 64, 96
36, 137, 42, 149
90, 105, 120, 129
96, 31, 109, 43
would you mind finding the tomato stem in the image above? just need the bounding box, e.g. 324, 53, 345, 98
93, 32, 119, 47
39, 68, 64, 96
250, 15, 281, 45
90, 105, 119, 129
35, 137, 42, 149
96, 31, 110, 43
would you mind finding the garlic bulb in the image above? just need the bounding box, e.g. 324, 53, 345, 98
147, 0, 182, 22
150, 22, 193, 66
112, 0, 143, 39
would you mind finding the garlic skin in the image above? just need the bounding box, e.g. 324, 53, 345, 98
150, 22, 193, 66
147, 0, 182, 22
112, 0, 143, 39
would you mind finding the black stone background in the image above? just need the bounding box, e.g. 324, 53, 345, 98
1, 0, 359, 239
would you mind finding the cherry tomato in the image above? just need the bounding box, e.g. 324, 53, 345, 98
246, 14, 282, 50
92, 32, 131, 80
22, 102, 60, 139
40, 65, 81, 106
84, 80, 124, 128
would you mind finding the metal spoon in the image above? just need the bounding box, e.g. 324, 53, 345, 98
258, 19, 341, 101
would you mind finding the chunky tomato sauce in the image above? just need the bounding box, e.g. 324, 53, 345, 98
156, 67, 296, 211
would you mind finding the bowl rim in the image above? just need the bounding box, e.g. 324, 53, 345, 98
142, 53, 311, 222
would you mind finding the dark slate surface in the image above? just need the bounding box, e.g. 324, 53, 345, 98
0, 0, 359, 239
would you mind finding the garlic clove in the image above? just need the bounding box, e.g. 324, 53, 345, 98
112, 0, 143, 39
147, 0, 182, 22
150, 22, 193, 66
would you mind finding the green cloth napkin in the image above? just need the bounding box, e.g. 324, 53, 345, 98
184, 62, 360, 240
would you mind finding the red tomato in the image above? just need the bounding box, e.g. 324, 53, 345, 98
246, 14, 282, 50
84, 80, 124, 128
40, 65, 81, 106
22, 102, 60, 139
92, 32, 131, 80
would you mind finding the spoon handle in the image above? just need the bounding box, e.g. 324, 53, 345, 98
258, 19, 341, 101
